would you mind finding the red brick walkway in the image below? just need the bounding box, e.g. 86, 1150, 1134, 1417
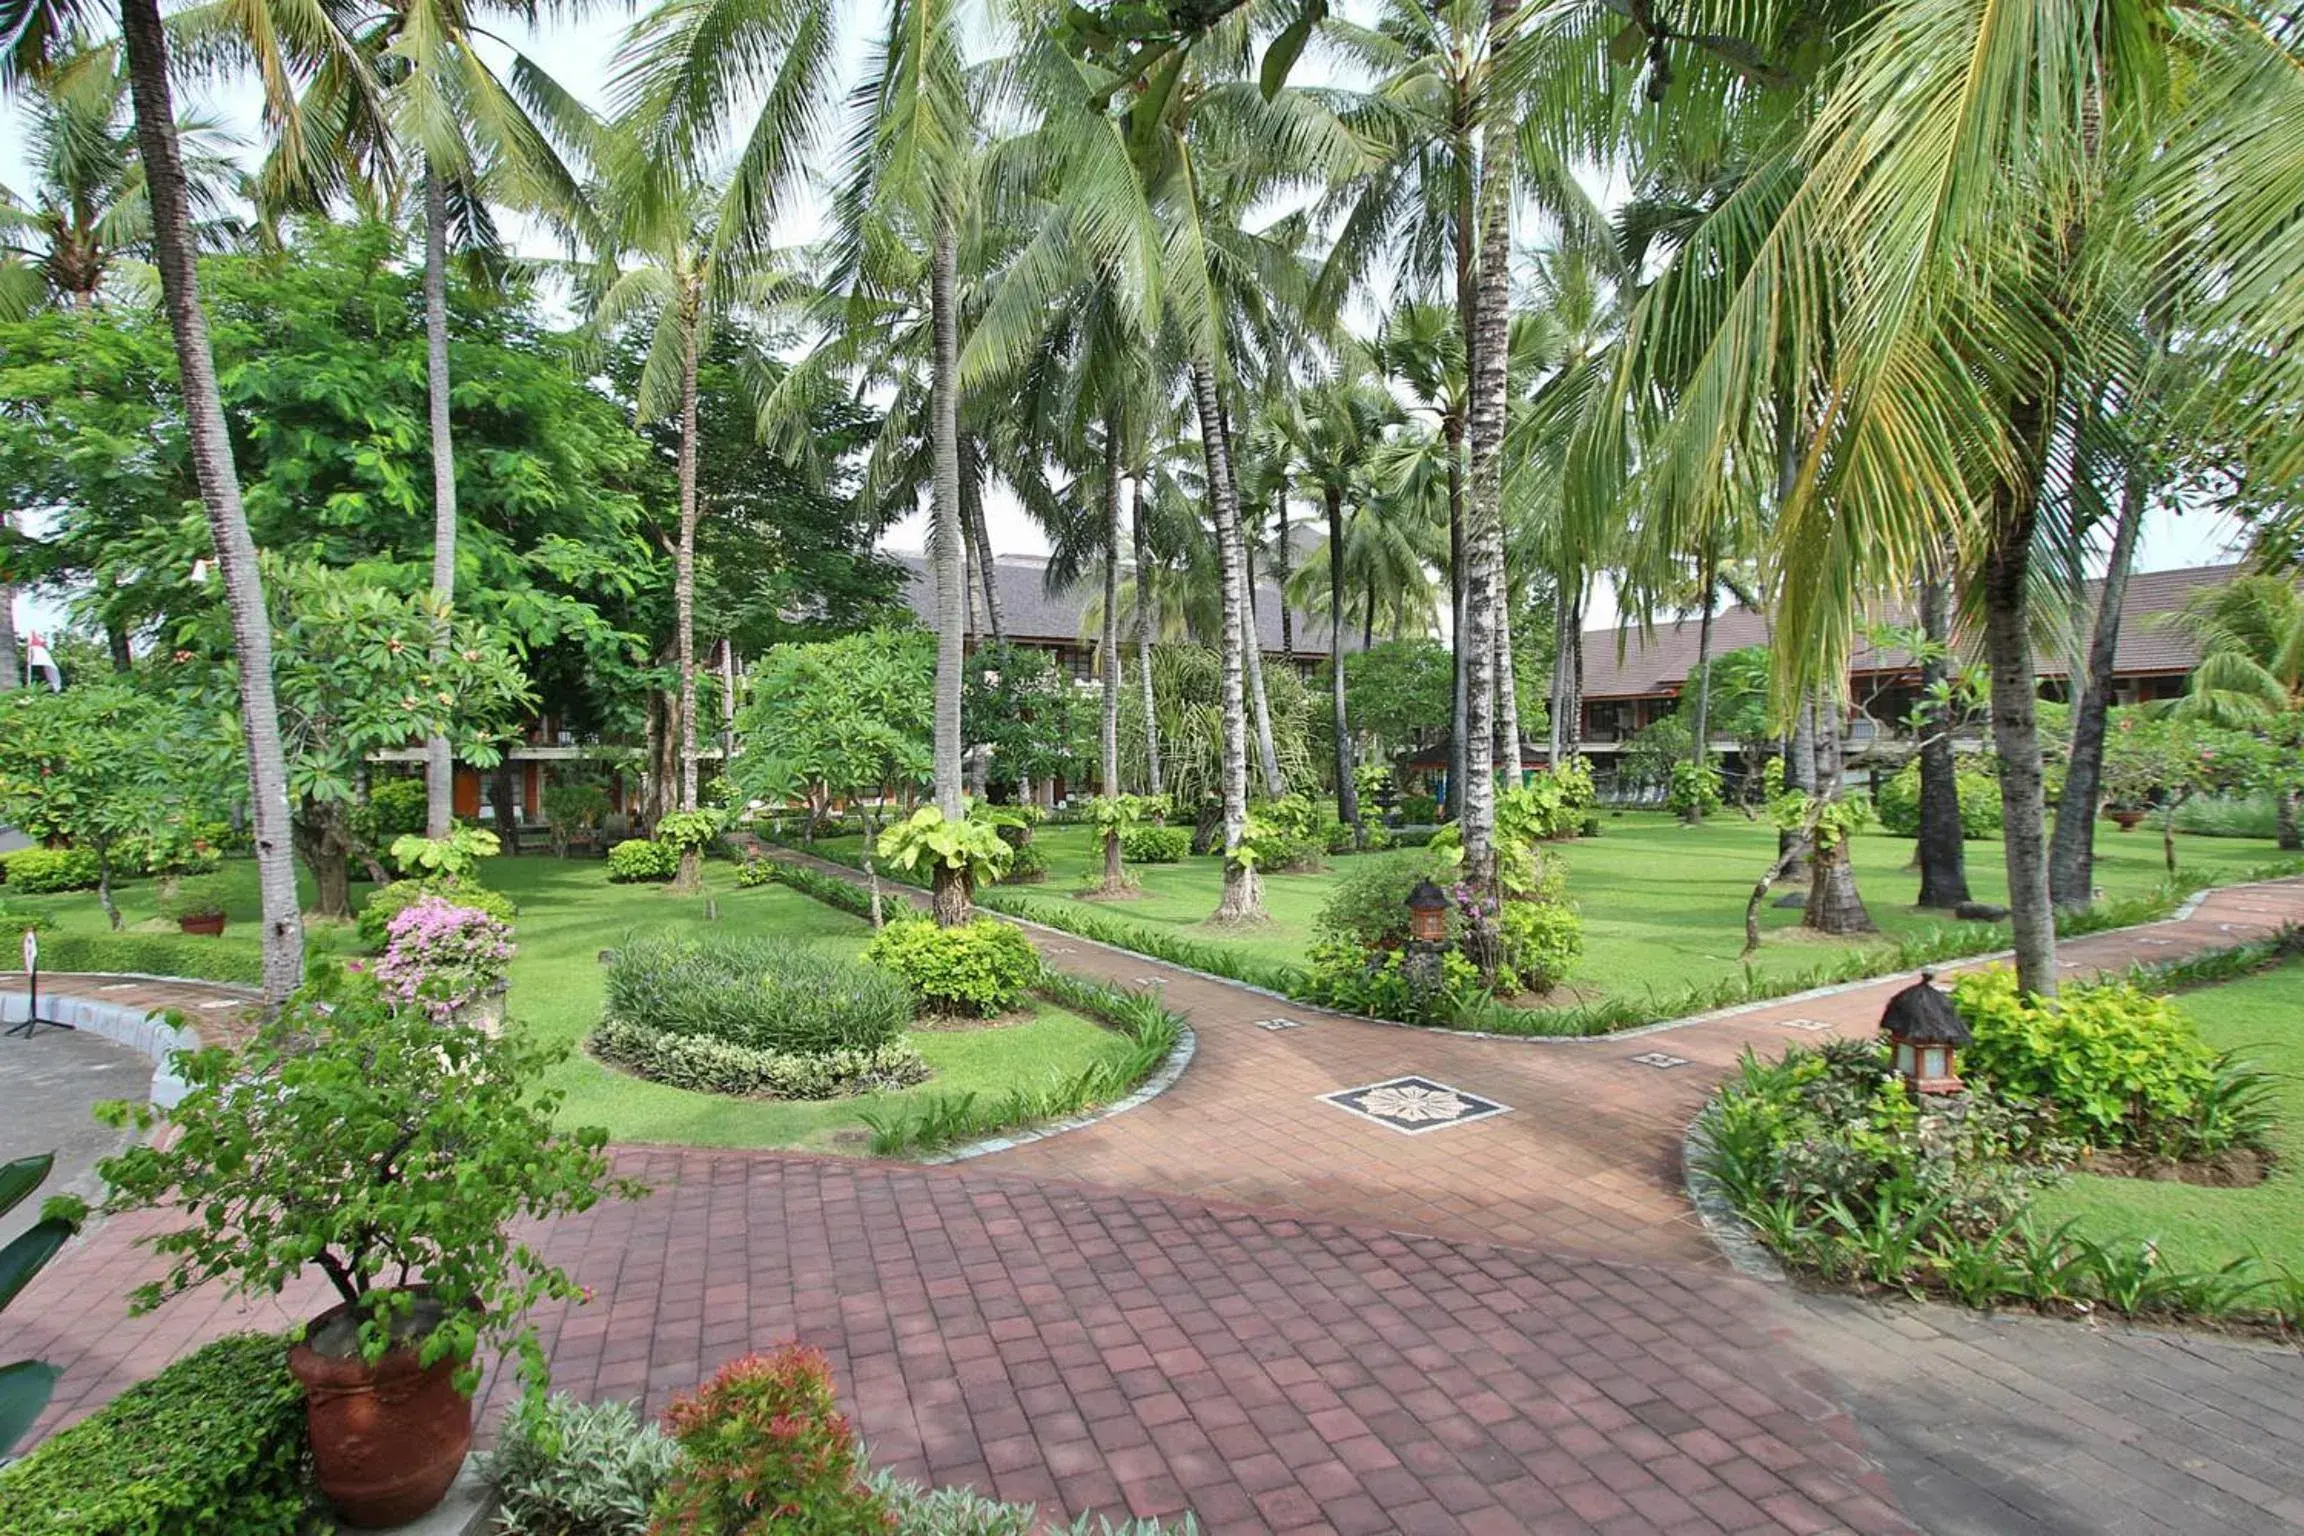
8, 874, 2302, 1534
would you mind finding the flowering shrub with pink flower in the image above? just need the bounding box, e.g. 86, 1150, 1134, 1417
375, 895, 515, 1023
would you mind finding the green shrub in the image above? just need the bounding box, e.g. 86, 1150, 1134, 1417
998, 842, 1048, 884
1496, 899, 1584, 994
1119, 825, 1190, 863
30, 933, 264, 984
1952, 970, 2228, 1153
1666, 761, 1724, 819
156, 874, 228, 922
1312, 853, 1457, 951
491, 1392, 677, 1536
865, 916, 1040, 1017
1240, 825, 1322, 873
363, 777, 430, 841
606, 838, 678, 883
604, 934, 913, 1056
654, 810, 724, 853
0, 1334, 310, 1536
1875, 761, 2003, 838
355, 877, 518, 951
590, 1019, 928, 1098
3, 846, 100, 893
1398, 793, 1439, 824
1302, 939, 1483, 1027
656, 1347, 894, 1536
734, 857, 779, 887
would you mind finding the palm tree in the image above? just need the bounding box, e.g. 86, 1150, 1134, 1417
91, 0, 309, 1001
0, 41, 246, 316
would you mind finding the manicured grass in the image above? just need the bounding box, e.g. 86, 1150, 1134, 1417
2034, 957, 2304, 1277
8, 854, 1137, 1153
818, 812, 2295, 1009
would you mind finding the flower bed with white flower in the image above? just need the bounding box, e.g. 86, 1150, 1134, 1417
376, 895, 516, 1023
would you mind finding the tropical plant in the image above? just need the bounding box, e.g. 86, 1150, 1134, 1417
653, 1348, 894, 1536
0, 1153, 82, 1455
865, 914, 1039, 1017
877, 805, 1012, 925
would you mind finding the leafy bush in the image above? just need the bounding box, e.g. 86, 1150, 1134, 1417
655, 1346, 895, 1536
1666, 761, 1724, 818
591, 1019, 928, 1098
1312, 853, 1458, 951
1875, 762, 2003, 839
96, 969, 631, 1390
375, 896, 515, 1022
865, 917, 1040, 1017
1239, 822, 1322, 874
1952, 970, 2242, 1155
3, 846, 100, 893
0, 1333, 309, 1536
879, 806, 1012, 887
390, 826, 500, 882
356, 877, 518, 951
1397, 793, 1439, 824
734, 857, 779, 887
1302, 940, 1484, 1026
1119, 825, 1190, 863
155, 873, 228, 922
604, 934, 913, 1057
606, 838, 678, 883
26, 932, 264, 984
2, 1154, 80, 1456
542, 782, 613, 854
491, 1393, 677, 1536
1496, 899, 1584, 994
1319, 819, 1358, 854
362, 777, 431, 842
654, 810, 725, 853
997, 842, 1048, 884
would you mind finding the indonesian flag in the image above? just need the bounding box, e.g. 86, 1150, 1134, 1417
23, 630, 60, 691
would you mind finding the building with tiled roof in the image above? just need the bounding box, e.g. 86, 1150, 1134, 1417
893, 551, 1345, 681
1578, 561, 2252, 752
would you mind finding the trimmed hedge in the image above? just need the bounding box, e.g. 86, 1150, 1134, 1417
4, 847, 102, 893
1119, 826, 1190, 864
0, 1333, 309, 1536
606, 839, 678, 883
604, 933, 912, 1056
31, 933, 265, 985
590, 1018, 928, 1099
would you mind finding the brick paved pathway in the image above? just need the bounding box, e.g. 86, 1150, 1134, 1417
8, 874, 2303, 1533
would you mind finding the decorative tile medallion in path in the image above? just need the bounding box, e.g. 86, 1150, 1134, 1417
1321, 1075, 1507, 1134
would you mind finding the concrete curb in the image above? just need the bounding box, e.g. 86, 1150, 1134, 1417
0, 991, 202, 1107
920, 1020, 1199, 1166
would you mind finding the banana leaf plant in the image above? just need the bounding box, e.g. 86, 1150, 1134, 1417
2, 1152, 85, 1456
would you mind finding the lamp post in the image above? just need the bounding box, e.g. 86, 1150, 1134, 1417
1880, 971, 1970, 1095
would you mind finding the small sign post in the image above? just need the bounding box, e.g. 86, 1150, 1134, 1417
6, 927, 71, 1038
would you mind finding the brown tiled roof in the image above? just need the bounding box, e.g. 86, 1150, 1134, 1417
895, 552, 1341, 656
1580, 562, 2252, 701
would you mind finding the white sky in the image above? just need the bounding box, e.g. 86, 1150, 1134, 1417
0, 6, 2248, 641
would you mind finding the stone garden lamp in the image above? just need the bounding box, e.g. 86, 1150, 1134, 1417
1880, 971, 1970, 1096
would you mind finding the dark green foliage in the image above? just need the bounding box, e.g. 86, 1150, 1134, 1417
1120, 826, 1191, 863
734, 858, 781, 888
606, 839, 679, 883
1302, 942, 1485, 1026
590, 1021, 928, 1099
3, 847, 101, 893
0, 1334, 310, 1536
1876, 761, 2003, 838
1, 1154, 80, 1456
356, 878, 518, 951
865, 917, 1041, 1017
998, 842, 1049, 884
604, 934, 913, 1056
362, 777, 431, 842
752, 860, 879, 918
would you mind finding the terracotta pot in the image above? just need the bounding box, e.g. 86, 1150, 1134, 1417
177, 913, 226, 936
2107, 808, 2147, 832
287, 1295, 473, 1528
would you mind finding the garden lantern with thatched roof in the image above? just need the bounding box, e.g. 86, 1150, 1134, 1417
1405, 878, 1451, 946
1881, 971, 1970, 1095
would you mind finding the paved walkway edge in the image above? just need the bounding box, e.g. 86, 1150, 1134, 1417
0, 991, 200, 1106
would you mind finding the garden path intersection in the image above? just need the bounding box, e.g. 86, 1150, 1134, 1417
2, 873, 2300, 1535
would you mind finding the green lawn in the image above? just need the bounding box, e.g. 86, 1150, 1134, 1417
817, 812, 2295, 1010
2035, 958, 2304, 1276
7, 854, 1137, 1152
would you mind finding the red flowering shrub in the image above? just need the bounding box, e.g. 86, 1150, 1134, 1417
651, 1346, 895, 1535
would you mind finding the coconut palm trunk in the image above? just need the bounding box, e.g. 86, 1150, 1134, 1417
0, 515, 17, 691
1447, 436, 1468, 816
929, 216, 969, 924
671, 295, 704, 893
120, 0, 304, 1001
1983, 392, 2059, 995
1803, 694, 1875, 933
1099, 412, 1124, 890
1132, 478, 1163, 800
1192, 361, 1262, 923
962, 452, 1004, 642
1685, 552, 1716, 822
2048, 457, 2146, 908
1326, 485, 1359, 837
1492, 558, 1519, 788
1215, 403, 1285, 799
422, 167, 459, 841
1914, 565, 1970, 907
1459, 77, 1513, 894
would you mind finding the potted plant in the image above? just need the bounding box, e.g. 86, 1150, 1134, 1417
94, 969, 638, 1527
374, 894, 516, 1031
157, 874, 229, 935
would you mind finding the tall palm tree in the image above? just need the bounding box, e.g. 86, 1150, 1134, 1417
0, 41, 246, 316
76, 0, 310, 1000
